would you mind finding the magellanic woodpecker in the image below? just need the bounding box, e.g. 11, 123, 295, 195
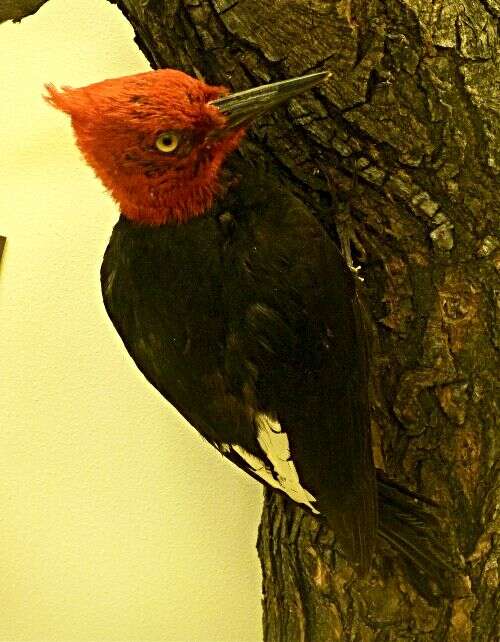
45, 68, 455, 594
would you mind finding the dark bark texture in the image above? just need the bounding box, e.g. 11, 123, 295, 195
0, 0, 48, 23
14, 0, 498, 639
112, 1, 499, 640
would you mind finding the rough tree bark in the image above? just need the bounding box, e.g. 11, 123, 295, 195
0, 0, 48, 23
107, 2, 500, 639
7, 0, 498, 639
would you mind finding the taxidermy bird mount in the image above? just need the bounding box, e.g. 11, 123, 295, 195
45, 67, 456, 597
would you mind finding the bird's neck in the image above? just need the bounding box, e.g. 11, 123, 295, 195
112, 173, 223, 226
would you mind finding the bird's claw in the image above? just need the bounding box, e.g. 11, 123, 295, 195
337, 220, 366, 281
350, 263, 364, 281
317, 161, 367, 281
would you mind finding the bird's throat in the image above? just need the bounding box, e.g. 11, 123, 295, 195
128, 186, 216, 225
111, 166, 225, 226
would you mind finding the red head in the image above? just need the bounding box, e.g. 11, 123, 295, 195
45, 69, 331, 225
45, 69, 245, 225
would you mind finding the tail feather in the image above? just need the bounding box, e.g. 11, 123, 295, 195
376, 471, 460, 598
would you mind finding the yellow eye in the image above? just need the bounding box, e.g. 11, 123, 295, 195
155, 132, 179, 153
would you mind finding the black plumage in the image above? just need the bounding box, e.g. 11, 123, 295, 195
101, 160, 377, 569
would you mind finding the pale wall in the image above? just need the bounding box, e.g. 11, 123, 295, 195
0, 1, 262, 640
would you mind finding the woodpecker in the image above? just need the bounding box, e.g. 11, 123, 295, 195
46, 68, 453, 589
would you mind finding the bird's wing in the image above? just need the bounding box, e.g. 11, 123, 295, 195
100, 180, 377, 571
219, 185, 377, 571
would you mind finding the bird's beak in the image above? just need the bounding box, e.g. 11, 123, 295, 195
209, 70, 331, 136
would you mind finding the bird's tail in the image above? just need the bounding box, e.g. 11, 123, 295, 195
376, 471, 460, 598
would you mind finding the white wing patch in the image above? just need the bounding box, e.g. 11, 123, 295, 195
225, 414, 319, 514
231, 444, 284, 491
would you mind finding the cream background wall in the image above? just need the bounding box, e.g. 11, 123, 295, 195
0, 1, 262, 640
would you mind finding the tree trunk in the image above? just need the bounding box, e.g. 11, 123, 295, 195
0, 0, 48, 23
13, 0, 498, 639
114, 1, 499, 640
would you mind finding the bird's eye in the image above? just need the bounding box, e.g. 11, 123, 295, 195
155, 132, 179, 153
